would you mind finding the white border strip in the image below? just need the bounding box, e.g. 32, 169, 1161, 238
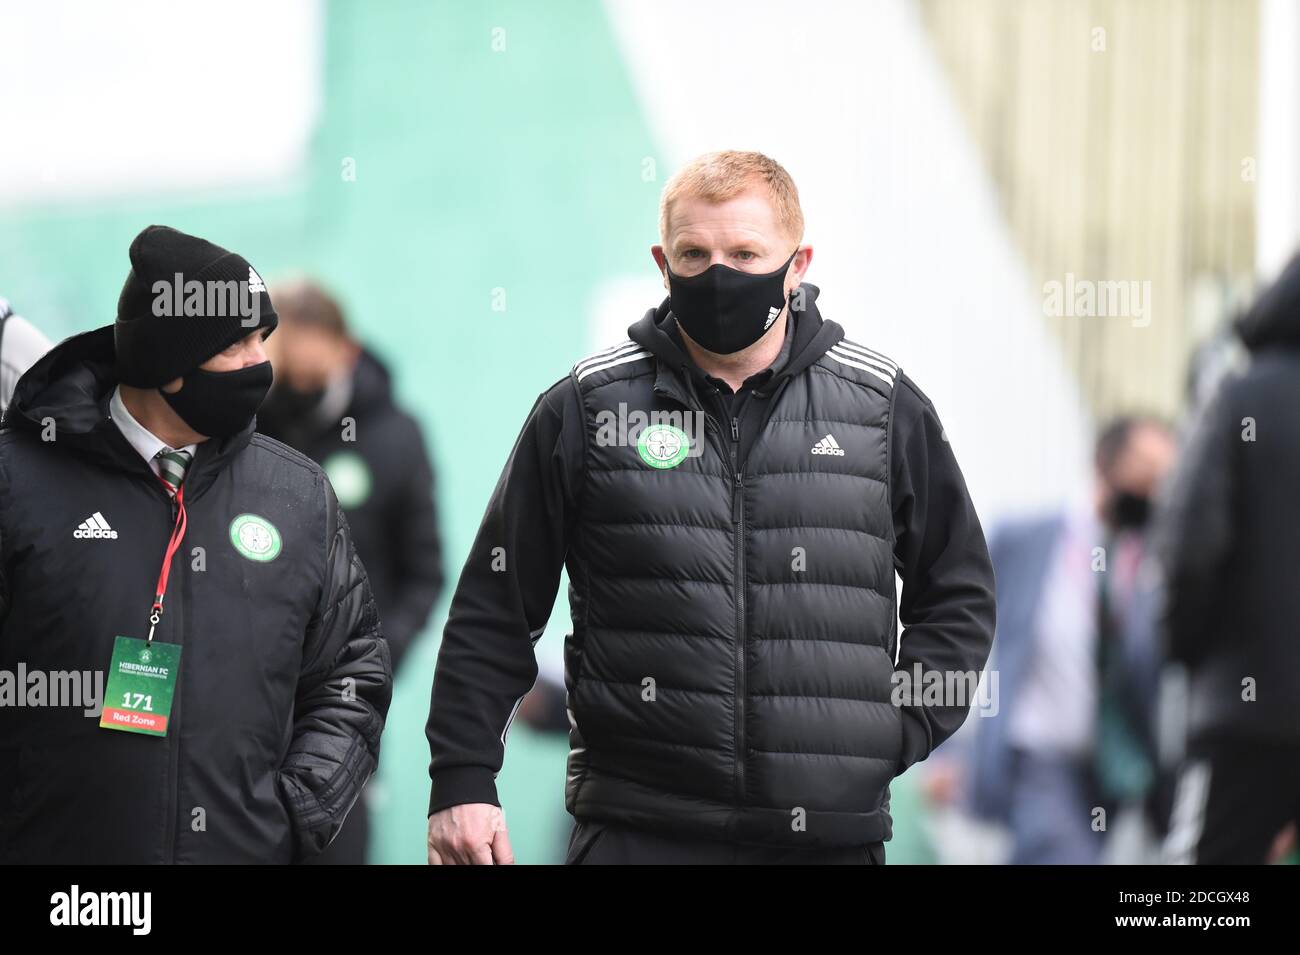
574, 339, 639, 376
827, 347, 895, 385
837, 338, 899, 371
576, 349, 651, 381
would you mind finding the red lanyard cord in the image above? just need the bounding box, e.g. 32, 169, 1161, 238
147, 481, 187, 643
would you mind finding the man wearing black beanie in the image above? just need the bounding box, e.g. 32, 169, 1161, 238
0, 225, 393, 864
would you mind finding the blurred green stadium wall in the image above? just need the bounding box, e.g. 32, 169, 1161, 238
0, 0, 661, 864
0, 0, 942, 864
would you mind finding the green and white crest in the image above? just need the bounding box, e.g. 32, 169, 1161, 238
324, 451, 372, 509
636, 424, 690, 470
229, 513, 282, 562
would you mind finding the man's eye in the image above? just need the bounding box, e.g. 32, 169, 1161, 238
735, 251, 755, 261
682, 249, 703, 258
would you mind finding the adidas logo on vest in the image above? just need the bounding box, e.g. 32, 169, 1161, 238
73, 512, 118, 540
811, 434, 845, 456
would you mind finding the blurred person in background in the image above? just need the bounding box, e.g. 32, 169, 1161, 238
425, 150, 996, 865
966, 416, 1175, 864
0, 297, 53, 414
1157, 252, 1300, 865
259, 278, 443, 865
0, 226, 391, 863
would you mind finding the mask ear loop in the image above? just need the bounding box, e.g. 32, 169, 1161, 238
783, 247, 801, 314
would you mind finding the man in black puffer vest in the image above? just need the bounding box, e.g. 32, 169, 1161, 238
0, 225, 391, 863
426, 151, 996, 864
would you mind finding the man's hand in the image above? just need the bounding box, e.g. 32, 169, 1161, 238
427, 803, 514, 865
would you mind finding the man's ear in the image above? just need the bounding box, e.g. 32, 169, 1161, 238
160, 377, 183, 394
794, 245, 813, 279
787, 244, 813, 294
650, 245, 669, 289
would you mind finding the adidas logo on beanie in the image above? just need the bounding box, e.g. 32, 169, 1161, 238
113, 225, 278, 388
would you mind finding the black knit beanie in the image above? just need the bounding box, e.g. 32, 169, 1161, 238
114, 225, 278, 387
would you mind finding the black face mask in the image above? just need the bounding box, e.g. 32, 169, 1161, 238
665, 249, 797, 355
161, 361, 273, 439
1106, 490, 1152, 530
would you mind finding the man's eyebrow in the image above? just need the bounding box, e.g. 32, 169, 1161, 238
670, 233, 769, 256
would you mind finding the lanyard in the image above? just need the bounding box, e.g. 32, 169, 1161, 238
146, 480, 188, 643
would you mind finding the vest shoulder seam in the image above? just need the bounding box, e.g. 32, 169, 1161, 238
249, 433, 325, 477
579, 365, 656, 396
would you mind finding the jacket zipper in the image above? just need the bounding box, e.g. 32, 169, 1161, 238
665, 376, 751, 808
729, 413, 747, 806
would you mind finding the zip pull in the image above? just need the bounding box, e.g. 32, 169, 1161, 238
731, 417, 739, 441
732, 472, 744, 522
